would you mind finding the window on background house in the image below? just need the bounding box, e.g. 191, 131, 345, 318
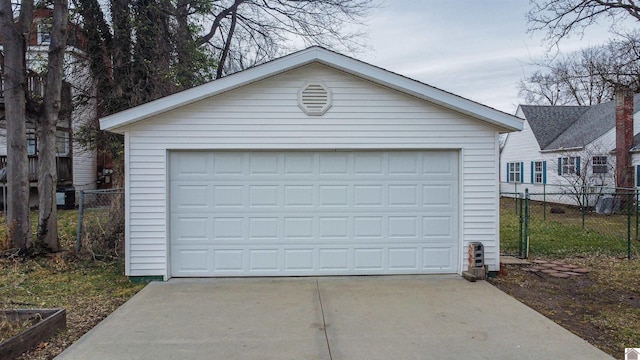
55, 131, 70, 156
559, 156, 580, 175
507, 162, 522, 183
532, 160, 546, 184
592, 156, 608, 174
37, 23, 52, 45
26, 129, 37, 156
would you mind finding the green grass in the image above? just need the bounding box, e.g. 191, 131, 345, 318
500, 197, 640, 257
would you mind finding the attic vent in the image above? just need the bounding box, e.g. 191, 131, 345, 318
298, 82, 332, 115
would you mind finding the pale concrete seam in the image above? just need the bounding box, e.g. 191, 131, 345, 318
316, 278, 333, 360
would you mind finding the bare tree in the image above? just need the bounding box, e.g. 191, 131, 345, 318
197, 0, 373, 78
552, 145, 617, 208
36, 0, 69, 251
528, 0, 640, 46
519, 32, 640, 105
0, 0, 33, 251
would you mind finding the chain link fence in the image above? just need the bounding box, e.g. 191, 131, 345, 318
501, 187, 640, 259
76, 188, 125, 260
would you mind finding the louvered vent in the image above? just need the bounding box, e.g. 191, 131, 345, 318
298, 82, 332, 115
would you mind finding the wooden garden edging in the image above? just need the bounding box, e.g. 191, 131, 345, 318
0, 309, 66, 360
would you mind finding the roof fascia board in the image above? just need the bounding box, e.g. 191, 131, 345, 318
540, 146, 584, 153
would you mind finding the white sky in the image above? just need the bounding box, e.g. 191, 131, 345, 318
358, 1, 631, 114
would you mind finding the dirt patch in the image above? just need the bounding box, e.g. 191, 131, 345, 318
0, 255, 144, 360
489, 256, 640, 359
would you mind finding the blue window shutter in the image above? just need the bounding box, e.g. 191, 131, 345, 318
530, 162, 534, 183
576, 157, 581, 176
506, 163, 509, 182
637, 165, 640, 186
543, 161, 547, 184
520, 162, 524, 182
558, 158, 562, 175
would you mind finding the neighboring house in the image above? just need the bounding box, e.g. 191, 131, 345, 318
501, 94, 640, 205
0, 8, 100, 207
100, 46, 523, 280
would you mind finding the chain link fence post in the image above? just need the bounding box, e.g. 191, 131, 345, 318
75, 189, 84, 254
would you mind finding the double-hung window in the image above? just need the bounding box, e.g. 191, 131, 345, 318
532, 161, 545, 184
592, 156, 608, 174
26, 129, 37, 156
507, 162, 522, 183
559, 156, 580, 176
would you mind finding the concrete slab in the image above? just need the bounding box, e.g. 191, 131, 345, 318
55, 276, 613, 360
500, 255, 530, 265
56, 278, 330, 360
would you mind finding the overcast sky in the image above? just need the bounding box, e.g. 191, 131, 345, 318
357, 1, 628, 114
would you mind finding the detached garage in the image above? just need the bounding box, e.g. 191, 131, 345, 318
100, 47, 523, 280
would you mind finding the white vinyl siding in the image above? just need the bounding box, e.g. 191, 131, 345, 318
121, 63, 502, 277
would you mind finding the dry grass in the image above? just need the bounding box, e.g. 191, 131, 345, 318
0, 313, 41, 343
490, 256, 640, 358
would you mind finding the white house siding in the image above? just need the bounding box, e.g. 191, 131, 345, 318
501, 112, 640, 205
0, 129, 6, 156
70, 93, 97, 193
500, 118, 543, 195
120, 63, 503, 278
68, 52, 98, 194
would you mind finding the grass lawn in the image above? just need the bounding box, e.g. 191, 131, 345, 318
0, 210, 144, 359
496, 197, 640, 358
500, 196, 640, 257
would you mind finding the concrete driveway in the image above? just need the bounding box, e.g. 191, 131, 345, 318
56, 276, 613, 360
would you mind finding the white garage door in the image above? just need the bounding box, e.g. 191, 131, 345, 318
169, 151, 458, 276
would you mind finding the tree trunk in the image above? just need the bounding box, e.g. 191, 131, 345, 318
37, 0, 69, 251
0, 0, 33, 252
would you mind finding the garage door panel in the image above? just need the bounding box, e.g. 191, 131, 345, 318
170, 151, 459, 276
423, 185, 454, 207
170, 244, 456, 276
173, 216, 209, 241
213, 153, 244, 175
213, 249, 244, 271
249, 250, 279, 271
423, 216, 454, 238
388, 248, 418, 270
319, 249, 349, 270
174, 185, 209, 208
213, 185, 243, 207
284, 217, 314, 239
354, 185, 383, 206
354, 153, 384, 174
284, 153, 314, 174
354, 248, 384, 270
284, 249, 315, 271
249, 217, 279, 239
423, 248, 455, 271
388, 185, 418, 206
388, 216, 418, 238
213, 218, 243, 239
284, 185, 314, 206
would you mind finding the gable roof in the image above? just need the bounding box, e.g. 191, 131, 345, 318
520, 94, 640, 151
100, 46, 523, 133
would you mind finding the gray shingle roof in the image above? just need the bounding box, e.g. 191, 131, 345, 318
521, 94, 640, 151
